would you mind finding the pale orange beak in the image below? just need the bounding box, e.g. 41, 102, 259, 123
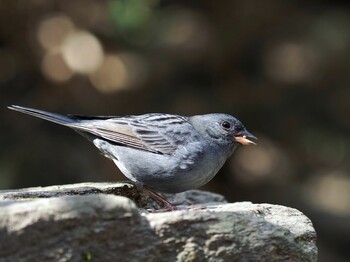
234, 130, 257, 145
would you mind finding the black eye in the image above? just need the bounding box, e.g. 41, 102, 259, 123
221, 121, 231, 130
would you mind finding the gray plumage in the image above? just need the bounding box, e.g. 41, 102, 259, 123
8, 105, 256, 193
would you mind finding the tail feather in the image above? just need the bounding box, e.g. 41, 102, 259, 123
8, 105, 76, 126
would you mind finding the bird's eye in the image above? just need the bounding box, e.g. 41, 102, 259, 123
221, 121, 231, 130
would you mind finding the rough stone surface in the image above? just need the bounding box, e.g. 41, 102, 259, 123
0, 183, 317, 262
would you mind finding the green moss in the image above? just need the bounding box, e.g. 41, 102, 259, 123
83, 251, 93, 261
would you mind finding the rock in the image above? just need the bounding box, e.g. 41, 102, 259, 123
0, 183, 317, 262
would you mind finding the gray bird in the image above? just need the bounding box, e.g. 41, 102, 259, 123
8, 105, 256, 210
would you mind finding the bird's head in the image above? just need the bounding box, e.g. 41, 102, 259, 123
190, 114, 257, 150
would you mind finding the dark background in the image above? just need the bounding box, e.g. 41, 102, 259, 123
1, 1, 349, 261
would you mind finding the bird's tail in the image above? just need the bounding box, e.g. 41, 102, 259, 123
8, 105, 76, 126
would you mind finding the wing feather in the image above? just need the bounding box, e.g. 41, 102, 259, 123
68, 114, 192, 154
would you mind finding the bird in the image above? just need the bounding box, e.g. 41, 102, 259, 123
8, 105, 257, 211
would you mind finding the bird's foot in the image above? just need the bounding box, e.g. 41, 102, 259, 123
142, 187, 178, 212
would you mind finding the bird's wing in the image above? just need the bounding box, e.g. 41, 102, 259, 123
69, 114, 193, 155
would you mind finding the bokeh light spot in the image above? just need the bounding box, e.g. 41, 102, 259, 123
89, 52, 148, 93
89, 54, 128, 93
304, 171, 350, 215
62, 31, 104, 74
264, 43, 318, 84
160, 9, 210, 54
37, 15, 75, 50
41, 51, 73, 82
231, 136, 292, 184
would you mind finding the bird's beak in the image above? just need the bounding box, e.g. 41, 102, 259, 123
234, 130, 257, 145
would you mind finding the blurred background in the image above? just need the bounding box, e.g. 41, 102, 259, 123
1, 0, 349, 260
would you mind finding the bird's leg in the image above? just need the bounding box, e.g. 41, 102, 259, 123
141, 187, 178, 211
